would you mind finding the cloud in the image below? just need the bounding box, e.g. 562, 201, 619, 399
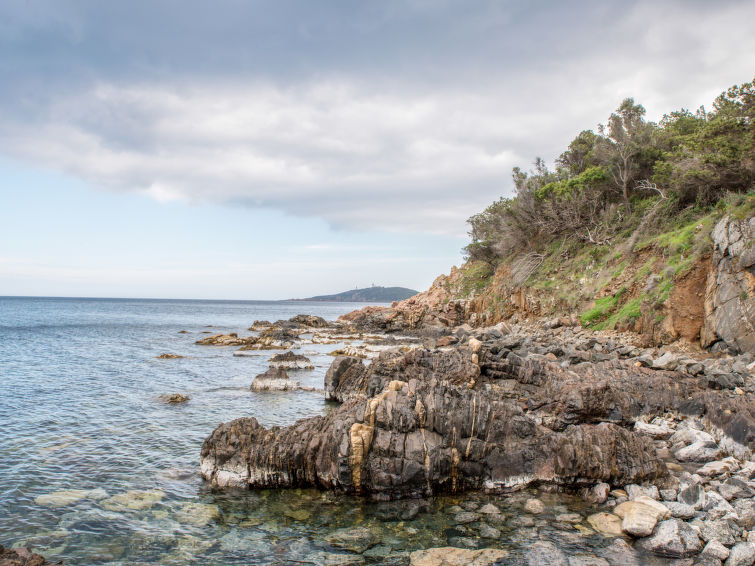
0, 0, 753, 235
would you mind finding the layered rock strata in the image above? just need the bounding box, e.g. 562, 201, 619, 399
203, 339, 726, 498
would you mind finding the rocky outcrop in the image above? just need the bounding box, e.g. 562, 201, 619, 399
324, 356, 366, 401
249, 367, 299, 392
203, 342, 677, 498
0, 545, 60, 566
269, 351, 314, 370
701, 215, 755, 354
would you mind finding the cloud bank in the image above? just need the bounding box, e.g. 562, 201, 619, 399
1, 0, 753, 235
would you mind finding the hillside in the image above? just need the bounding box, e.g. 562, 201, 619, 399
298, 286, 418, 303
342, 76, 755, 354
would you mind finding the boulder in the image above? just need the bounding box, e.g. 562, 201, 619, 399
615, 497, 670, 537
269, 351, 315, 370
409, 547, 508, 566
526, 541, 568, 566
725, 542, 755, 566
324, 356, 366, 401
635, 518, 702, 558
249, 367, 299, 392
587, 512, 623, 537
703, 540, 731, 561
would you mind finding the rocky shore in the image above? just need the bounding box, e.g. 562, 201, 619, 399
201, 312, 755, 564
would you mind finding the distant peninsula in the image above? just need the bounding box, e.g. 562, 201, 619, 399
295, 286, 418, 303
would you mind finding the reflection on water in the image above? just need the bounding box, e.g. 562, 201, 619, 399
0, 297, 669, 564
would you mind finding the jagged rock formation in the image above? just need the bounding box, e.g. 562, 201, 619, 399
249, 367, 300, 392
269, 351, 314, 370
701, 214, 755, 354
205, 344, 694, 498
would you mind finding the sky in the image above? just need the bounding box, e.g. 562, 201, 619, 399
0, 0, 753, 299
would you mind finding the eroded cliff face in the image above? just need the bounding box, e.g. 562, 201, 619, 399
701, 215, 755, 353
342, 214, 755, 354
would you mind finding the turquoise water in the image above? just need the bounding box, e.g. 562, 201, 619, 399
0, 297, 671, 565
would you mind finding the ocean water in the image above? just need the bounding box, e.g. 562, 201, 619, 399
0, 297, 672, 565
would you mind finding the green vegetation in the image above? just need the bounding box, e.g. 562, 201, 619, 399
461, 75, 755, 332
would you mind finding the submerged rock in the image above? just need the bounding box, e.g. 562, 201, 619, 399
325, 526, 380, 553
156, 353, 183, 359
409, 547, 508, 566
158, 393, 190, 404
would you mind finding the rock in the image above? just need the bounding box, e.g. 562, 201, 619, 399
289, 314, 330, 328
0, 544, 61, 565
157, 353, 183, 359
158, 393, 190, 404
705, 492, 738, 520
615, 498, 669, 537
701, 215, 755, 354
600, 538, 642, 566
478, 522, 501, 539
102, 489, 164, 512
634, 421, 674, 439
176, 502, 221, 526
734, 499, 755, 528
202, 347, 670, 498
699, 459, 741, 478
409, 547, 508, 566
626, 484, 660, 500
587, 513, 624, 537
701, 519, 737, 546
568, 556, 609, 566
675, 440, 722, 463
325, 526, 380, 553
34, 488, 105, 508
679, 483, 707, 509
703, 540, 732, 561
479, 503, 500, 514
664, 501, 697, 520
524, 498, 545, 514
249, 367, 299, 392
453, 511, 479, 524
324, 356, 367, 401
526, 541, 568, 566
269, 351, 315, 370
584, 482, 611, 504
719, 478, 754, 501
725, 542, 755, 566
653, 352, 680, 371
196, 332, 253, 346
635, 518, 702, 558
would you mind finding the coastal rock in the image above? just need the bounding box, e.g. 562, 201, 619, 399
409, 547, 508, 566
269, 351, 314, 370
635, 518, 702, 558
156, 353, 183, 359
196, 332, 253, 346
250, 367, 299, 392
0, 545, 61, 566
324, 356, 367, 402
158, 393, 190, 404
202, 346, 667, 498
701, 215, 755, 354
615, 498, 669, 537
289, 314, 330, 328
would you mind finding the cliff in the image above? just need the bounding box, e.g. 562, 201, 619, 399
341, 198, 755, 354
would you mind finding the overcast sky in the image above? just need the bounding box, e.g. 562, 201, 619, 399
0, 0, 753, 299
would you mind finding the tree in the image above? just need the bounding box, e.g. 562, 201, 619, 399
598, 98, 653, 212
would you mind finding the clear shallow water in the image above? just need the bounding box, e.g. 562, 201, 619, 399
0, 297, 670, 565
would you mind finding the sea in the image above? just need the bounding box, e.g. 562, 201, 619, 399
0, 296, 673, 565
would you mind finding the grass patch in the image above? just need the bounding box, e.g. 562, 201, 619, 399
580, 287, 626, 327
